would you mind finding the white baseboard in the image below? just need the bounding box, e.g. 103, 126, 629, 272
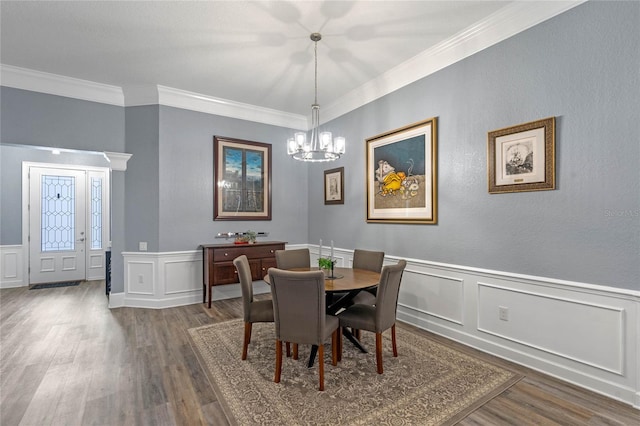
119, 245, 639, 409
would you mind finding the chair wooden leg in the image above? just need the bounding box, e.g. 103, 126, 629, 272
355, 329, 361, 340
286, 342, 291, 357
318, 344, 325, 391
331, 329, 338, 366
375, 332, 383, 374
274, 339, 283, 383
337, 327, 342, 362
391, 324, 398, 357
242, 322, 252, 360
293, 343, 299, 360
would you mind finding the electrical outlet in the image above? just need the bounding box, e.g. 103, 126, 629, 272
139, 242, 148, 251
499, 306, 509, 321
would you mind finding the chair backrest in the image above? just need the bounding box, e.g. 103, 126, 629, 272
275, 248, 310, 270
353, 249, 385, 273
375, 259, 407, 332
233, 255, 254, 322
268, 268, 325, 346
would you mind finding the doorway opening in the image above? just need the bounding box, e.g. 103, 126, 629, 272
23, 162, 110, 285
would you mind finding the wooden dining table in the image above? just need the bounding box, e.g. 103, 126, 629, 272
264, 266, 381, 367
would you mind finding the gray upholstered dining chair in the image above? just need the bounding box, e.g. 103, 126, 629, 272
350, 249, 385, 305
275, 248, 311, 270
337, 259, 407, 374
233, 255, 275, 360
268, 268, 340, 391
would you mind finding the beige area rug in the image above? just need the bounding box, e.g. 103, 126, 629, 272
189, 319, 522, 426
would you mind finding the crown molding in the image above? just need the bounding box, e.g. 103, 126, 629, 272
103, 151, 133, 171
0, 64, 124, 106
125, 85, 308, 130
320, 1, 586, 123
0, 1, 584, 128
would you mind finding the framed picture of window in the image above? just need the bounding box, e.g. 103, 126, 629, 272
487, 117, 555, 194
324, 167, 344, 205
213, 136, 271, 220
366, 117, 438, 224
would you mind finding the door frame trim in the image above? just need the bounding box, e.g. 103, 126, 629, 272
22, 161, 111, 285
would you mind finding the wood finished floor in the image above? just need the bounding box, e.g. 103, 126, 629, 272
1, 281, 638, 425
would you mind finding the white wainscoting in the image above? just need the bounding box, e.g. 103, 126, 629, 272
121, 251, 202, 308
117, 245, 640, 408
0, 245, 25, 288
390, 256, 639, 409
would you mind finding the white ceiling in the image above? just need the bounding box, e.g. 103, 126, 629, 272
0, 1, 582, 125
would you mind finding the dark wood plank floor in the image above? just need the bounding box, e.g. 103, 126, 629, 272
1, 281, 637, 425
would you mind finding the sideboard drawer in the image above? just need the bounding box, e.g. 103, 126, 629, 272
212, 244, 282, 262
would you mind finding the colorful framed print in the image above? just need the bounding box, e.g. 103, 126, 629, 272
213, 136, 271, 220
366, 117, 438, 224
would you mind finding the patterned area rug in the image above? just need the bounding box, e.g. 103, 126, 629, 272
29, 281, 81, 290
189, 319, 522, 425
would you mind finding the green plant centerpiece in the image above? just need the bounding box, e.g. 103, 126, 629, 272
318, 257, 336, 276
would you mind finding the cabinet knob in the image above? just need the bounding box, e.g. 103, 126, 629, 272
270, 250, 274, 253
224, 252, 229, 256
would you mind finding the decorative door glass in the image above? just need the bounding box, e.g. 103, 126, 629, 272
41, 175, 75, 251
90, 177, 102, 249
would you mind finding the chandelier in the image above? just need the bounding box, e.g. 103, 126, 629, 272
287, 33, 345, 162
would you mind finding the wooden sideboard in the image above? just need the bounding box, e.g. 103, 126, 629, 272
201, 241, 286, 308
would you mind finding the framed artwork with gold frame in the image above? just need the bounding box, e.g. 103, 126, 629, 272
366, 117, 438, 224
487, 117, 555, 194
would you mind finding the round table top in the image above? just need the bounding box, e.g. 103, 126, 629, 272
264, 267, 380, 293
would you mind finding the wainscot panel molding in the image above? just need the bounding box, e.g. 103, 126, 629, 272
1, 244, 108, 288
0, 245, 25, 288
121, 249, 275, 309
389, 254, 639, 409
117, 245, 639, 408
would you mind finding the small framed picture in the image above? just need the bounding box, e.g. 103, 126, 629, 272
488, 117, 555, 194
324, 167, 344, 205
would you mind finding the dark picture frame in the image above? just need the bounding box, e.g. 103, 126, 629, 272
213, 136, 272, 220
487, 117, 555, 194
324, 167, 344, 205
366, 117, 438, 224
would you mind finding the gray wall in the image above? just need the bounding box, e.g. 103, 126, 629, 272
1, 87, 126, 291
1, 87, 124, 151
123, 105, 310, 254
308, 1, 640, 290
124, 106, 160, 252
155, 106, 309, 252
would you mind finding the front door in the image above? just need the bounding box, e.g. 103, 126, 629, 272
29, 167, 87, 284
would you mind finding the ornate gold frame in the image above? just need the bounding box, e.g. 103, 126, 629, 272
487, 117, 555, 194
